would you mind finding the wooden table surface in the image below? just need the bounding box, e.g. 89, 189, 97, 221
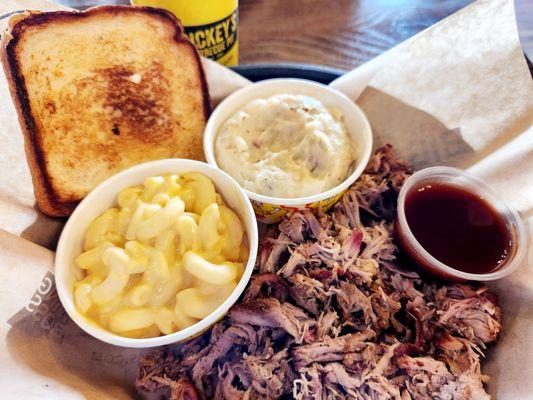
59, 0, 533, 71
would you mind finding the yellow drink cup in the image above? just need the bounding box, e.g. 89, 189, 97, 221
131, 0, 239, 66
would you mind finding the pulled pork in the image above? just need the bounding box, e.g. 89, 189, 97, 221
136, 145, 501, 400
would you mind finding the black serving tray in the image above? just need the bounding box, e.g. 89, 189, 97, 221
231, 59, 533, 83
231, 63, 344, 84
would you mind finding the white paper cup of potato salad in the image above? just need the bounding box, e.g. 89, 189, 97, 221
55, 159, 258, 348
204, 79, 373, 223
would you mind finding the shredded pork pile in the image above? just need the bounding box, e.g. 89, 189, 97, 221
136, 146, 502, 400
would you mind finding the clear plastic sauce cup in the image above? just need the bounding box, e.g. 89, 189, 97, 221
396, 166, 528, 281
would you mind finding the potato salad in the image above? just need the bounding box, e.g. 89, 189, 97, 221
72, 173, 248, 338
215, 94, 356, 198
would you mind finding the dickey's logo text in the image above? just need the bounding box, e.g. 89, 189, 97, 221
185, 10, 238, 61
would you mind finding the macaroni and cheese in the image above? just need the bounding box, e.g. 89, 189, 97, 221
73, 173, 248, 338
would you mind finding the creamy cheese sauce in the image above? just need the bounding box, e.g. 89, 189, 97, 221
215, 94, 356, 198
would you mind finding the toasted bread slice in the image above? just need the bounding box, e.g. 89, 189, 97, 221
1, 6, 210, 217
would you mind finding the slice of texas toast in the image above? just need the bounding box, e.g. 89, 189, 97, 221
1, 6, 210, 217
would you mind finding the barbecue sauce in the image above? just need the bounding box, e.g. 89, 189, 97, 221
404, 183, 512, 274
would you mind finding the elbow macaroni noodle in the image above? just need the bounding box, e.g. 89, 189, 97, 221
73, 173, 248, 338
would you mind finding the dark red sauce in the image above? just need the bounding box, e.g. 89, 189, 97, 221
404, 182, 512, 274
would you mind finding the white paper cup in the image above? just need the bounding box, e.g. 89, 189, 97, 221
204, 78, 373, 223
55, 159, 258, 348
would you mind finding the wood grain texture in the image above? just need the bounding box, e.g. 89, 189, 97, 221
239, 0, 473, 70
56, 0, 533, 70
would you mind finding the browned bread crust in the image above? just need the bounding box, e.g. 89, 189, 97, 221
1, 6, 211, 217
